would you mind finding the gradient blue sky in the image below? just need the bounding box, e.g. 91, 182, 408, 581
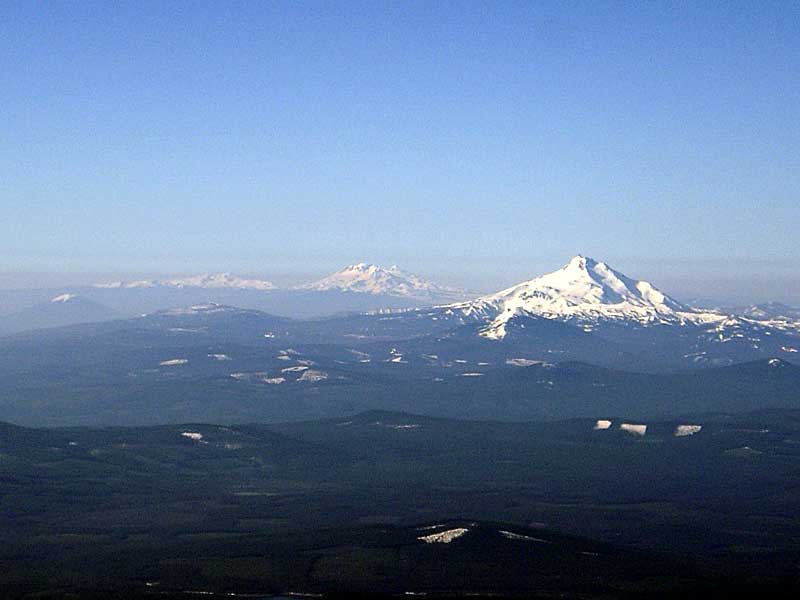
1, 2, 798, 301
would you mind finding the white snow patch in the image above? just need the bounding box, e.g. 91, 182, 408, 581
620, 423, 647, 436
160, 359, 188, 366
675, 424, 702, 437
594, 419, 612, 430
181, 432, 206, 443
208, 354, 231, 361
459, 372, 484, 377
418, 527, 469, 544
387, 348, 408, 364
298, 369, 328, 382
261, 377, 285, 385
51, 293, 76, 303
781, 346, 798, 353
281, 366, 309, 372
499, 530, 549, 543
506, 358, 552, 367
417, 523, 446, 531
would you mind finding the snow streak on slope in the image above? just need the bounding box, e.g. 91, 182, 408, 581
94, 273, 276, 290
299, 263, 470, 303
451, 256, 724, 339
51, 294, 77, 303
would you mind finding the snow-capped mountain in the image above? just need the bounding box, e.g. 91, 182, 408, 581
299, 263, 471, 303
739, 302, 800, 321
94, 273, 276, 291
451, 256, 723, 339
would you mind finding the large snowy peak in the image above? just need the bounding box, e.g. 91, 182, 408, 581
454, 256, 721, 339
300, 263, 469, 303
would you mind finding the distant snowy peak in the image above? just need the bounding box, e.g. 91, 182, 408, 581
454, 255, 723, 339
300, 263, 470, 303
163, 273, 276, 290
94, 273, 276, 291
51, 293, 77, 303
740, 302, 800, 321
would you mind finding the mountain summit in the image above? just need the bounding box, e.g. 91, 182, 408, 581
456, 255, 721, 339
300, 263, 470, 303
3, 295, 120, 334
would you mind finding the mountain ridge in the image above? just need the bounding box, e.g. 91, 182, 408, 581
93, 272, 277, 290
91, 264, 470, 303
1, 294, 121, 334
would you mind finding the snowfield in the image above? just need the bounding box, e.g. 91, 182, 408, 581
417, 528, 469, 544
506, 358, 552, 367
499, 530, 549, 543
675, 425, 702, 437
160, 358, 188, 366
620, 423, 647, 436
51, 293, 77, 303
298, 370, 328, 382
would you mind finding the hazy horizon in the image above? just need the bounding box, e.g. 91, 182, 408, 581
1, 254, 798, 306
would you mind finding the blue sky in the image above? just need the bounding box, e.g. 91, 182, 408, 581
1, 2, 798, 300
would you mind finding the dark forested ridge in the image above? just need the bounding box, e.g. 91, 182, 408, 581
3, 409, 800, 597
1, 303, 799, 427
